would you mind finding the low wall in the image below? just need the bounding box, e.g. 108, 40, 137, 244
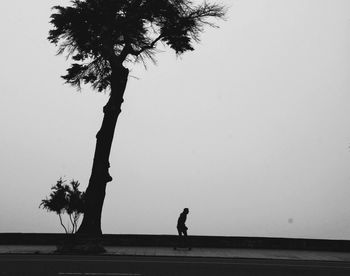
1, 233, 350, 252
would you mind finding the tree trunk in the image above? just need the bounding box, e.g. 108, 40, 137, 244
77, 65, 129, 237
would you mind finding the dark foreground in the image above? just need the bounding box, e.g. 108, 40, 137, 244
1, 254, 350, 276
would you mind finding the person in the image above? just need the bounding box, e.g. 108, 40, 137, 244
176, 208, 190, 249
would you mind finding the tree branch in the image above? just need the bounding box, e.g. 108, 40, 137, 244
73, 213, 80, 233
130, 34, 163, 56
58, 214, 68, 234
69, 214, 75, 234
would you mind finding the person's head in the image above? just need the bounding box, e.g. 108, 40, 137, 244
183, 208, 189, 214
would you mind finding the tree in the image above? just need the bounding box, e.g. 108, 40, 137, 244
48, 0, 226, 236
40, 178, 85, 234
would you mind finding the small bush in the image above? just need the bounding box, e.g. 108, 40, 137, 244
40, 177, 85, 234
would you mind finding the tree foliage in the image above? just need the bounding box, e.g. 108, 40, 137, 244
48, 0, 226, 91
40, 178, 85, 234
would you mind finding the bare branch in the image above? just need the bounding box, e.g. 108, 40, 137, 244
58, 214, 68, 234
69, 214, 75, 234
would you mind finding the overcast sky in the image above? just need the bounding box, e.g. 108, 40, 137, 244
1, 0, 350, 239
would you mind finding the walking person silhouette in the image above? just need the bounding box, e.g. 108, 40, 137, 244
175, 208, 191, 250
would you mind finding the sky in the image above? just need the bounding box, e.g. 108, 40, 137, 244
1, 0, 350, 239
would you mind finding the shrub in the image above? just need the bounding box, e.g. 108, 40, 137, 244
40, 178, 85, 234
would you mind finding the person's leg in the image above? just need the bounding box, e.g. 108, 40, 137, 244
177, 227, 182, 236
183, 229, 188, 248
175, 227, 183, 249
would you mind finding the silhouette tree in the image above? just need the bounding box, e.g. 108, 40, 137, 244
48, 0, 226, 236
40, 178, 85, 234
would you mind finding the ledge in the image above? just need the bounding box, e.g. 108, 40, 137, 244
1, 233, 350, 252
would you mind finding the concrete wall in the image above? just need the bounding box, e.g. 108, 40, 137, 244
1, 233, 350, 252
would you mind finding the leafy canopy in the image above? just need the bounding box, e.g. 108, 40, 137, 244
48, 0, 226, 91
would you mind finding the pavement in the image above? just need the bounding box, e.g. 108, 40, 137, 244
1, 245, 350, 262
